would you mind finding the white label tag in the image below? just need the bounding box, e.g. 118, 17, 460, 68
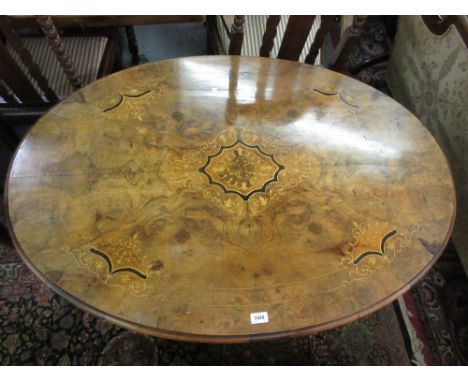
250, 311, 269, 324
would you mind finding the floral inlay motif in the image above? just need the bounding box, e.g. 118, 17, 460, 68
340, 221, 417, 283
89, 233, 148, 279
199, 140, 284, 200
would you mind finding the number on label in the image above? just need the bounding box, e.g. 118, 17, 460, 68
250, 311, 269, 324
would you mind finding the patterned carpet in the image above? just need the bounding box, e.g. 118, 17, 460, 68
2, 237, 468, 365
1, 16, 467, 366
400, 247, 468, 365
0, 240, 411, 365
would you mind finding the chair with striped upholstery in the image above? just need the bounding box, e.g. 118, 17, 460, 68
207, 15, 367, 71
0, 15, 120, 247
0, 15, 118, 129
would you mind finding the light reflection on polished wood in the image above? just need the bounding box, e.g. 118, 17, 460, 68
5, 56, 456, 343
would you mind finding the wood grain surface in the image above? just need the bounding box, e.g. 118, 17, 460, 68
4, 56, 456, 343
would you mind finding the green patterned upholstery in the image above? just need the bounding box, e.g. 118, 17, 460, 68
387, 16, 468, 272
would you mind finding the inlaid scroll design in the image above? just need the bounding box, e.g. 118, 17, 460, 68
199, 139, 284, 201
89, 247, 148, 280
63, 233, 168, 297
102, 89, 152, 113
352, 229, 397, 265
341, 221, 418, 283
313, 88, 359, 108
88, 233, 148, 279
95, 81, 170, 120
165, 128, 316, 215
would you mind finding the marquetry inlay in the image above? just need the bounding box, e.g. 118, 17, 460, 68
5, 56, 455, 343
199, 140, 284, 200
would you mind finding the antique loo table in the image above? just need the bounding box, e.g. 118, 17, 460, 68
5, 56, 456, 343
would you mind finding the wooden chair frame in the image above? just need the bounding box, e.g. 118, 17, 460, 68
207, 15, 368, 72
0, 15, 119, 125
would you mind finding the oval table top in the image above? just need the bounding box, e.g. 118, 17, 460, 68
5, 56, 456, 343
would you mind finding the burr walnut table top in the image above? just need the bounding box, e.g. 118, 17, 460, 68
5, 56, 456, 343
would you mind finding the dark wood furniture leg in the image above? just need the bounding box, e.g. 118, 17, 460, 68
259, 16, 281, 57
206, 16, 225, 55
0, 119, 20, 151
277, 16, 316, 61
125, 26, 139, 65
228, 16, 245, 55
0, 222, 12, 247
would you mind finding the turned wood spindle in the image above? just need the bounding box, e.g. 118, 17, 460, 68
228, 15, 245, 55
0, 15, 58, 101
35, 15, 82, 89
259, 16, 281, 57
277, 16, 316, 61
304, 16, 335, 65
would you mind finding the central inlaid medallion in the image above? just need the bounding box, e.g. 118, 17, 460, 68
199, 140, 284, 200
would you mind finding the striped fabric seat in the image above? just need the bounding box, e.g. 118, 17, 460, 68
2, 36, 108, 102
216, 15, 322, 65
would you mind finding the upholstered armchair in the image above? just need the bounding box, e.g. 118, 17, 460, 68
386, 16, 468, 273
